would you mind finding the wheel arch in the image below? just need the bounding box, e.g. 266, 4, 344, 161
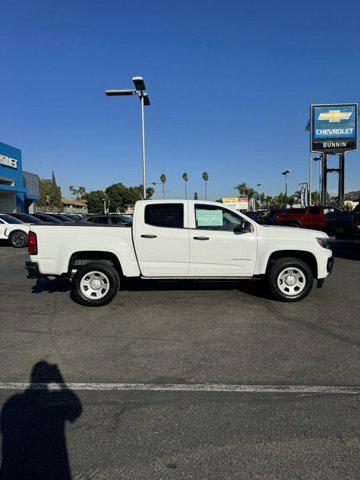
8, 228, 28, 238
68, 251, 123, 278
266, 250, 318, 278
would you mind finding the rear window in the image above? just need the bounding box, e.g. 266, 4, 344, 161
145, 204, 184, 228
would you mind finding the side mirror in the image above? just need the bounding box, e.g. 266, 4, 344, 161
234, 221, 253, 234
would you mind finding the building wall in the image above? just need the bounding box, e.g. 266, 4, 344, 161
0, 142, 39, 213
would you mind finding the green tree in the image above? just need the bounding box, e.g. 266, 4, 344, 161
36, 172, 62, 211
105, 183, 154, 212
69, 186, 86, 199
182, 172, 189, 199
234, 182, 255, 199
160, 174, 166, 199
84, 190, 108, 213
202, 171, 209, 199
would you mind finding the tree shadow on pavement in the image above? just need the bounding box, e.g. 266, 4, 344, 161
0, 361, 82, 480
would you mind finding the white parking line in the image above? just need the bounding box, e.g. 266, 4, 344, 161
0, 382, 359, 394
0, 252, 27, 260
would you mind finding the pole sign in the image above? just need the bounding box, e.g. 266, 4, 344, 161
222, 197, 248, 210
311, 103, 357, 153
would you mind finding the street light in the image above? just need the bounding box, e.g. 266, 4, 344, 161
281, 170, 290, 204
105, 76, 151, 199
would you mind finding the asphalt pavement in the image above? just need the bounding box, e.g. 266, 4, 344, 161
0, 242, 360, 479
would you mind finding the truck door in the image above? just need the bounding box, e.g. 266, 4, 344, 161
307, 206, 324, 230
189, 203, 257, 276
133, 202, 190, 276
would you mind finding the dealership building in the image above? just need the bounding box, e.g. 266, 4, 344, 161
0, 141, 40, 213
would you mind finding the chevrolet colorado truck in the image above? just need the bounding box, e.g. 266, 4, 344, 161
26, 200, 334, 306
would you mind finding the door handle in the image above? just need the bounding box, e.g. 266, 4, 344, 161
141, 234, 157, 238
193, 236, 210, 240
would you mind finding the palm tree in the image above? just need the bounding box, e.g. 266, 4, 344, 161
182, 172, 189, 199
234, 182, 254, 200
202, 171, 209, 199
160, 174, 166, 199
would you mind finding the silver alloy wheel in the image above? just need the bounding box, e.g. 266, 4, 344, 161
79, 271, 110, 300
277, 267, 306, 296
11, 232, 26, 247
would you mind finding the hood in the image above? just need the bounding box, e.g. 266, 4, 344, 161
261, 224, 328, 239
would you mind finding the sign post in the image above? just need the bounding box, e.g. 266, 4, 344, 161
310, 103, 358, 205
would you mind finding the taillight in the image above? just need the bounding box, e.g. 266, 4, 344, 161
28, 231, 38, 255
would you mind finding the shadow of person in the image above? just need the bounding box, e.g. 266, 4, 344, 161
0, 361, 82, 480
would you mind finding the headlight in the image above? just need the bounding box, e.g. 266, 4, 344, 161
316, 237, 330, 249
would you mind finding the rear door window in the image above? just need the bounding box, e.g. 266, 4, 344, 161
145, 204, 184, 228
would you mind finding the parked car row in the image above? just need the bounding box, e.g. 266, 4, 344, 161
0, 212, 133, 248
245, 206, 360, 238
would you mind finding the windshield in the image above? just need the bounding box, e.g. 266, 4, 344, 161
0, 214, 23, 224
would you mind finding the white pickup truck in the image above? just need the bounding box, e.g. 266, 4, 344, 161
26, 200, 334, 306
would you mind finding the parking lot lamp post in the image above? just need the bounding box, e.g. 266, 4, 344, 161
281, 171, 290, 206
105, 76, 150, 200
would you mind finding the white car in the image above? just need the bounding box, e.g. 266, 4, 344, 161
0, 214, 30, 248
26, 200, 333, 306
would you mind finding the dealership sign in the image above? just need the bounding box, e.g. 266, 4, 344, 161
0, 154, 18, 169
222, 196, 248, 210
311, 103, 358, 153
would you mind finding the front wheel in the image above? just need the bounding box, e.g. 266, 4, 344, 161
71, 262, 120, 306
267, 257, 313, 302
9, 230, 28, 248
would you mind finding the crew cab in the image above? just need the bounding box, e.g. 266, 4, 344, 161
0, 214, 30, 248
26, 200, 334, 306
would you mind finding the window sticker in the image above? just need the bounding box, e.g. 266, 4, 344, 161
196, 209, 223, 227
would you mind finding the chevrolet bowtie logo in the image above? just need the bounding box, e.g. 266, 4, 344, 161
318, 110, 352, 123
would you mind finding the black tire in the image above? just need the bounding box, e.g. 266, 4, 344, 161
71, 262, 120, 306
9, 230, 28, 248
266, 257, 313, 302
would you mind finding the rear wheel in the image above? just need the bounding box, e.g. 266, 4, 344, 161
72, 262, 120, 306
9, 230, 28, 248
267, 257, 313, 302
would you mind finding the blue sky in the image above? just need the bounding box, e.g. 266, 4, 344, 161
1, 0, 360, 199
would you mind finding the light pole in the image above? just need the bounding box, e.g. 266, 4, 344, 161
281, 170, 290, 206
313, 155, 322, 205
105, 76, 150, 199
256, 182, 263, 210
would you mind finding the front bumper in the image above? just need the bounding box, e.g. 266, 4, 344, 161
25, 261, 41, 279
